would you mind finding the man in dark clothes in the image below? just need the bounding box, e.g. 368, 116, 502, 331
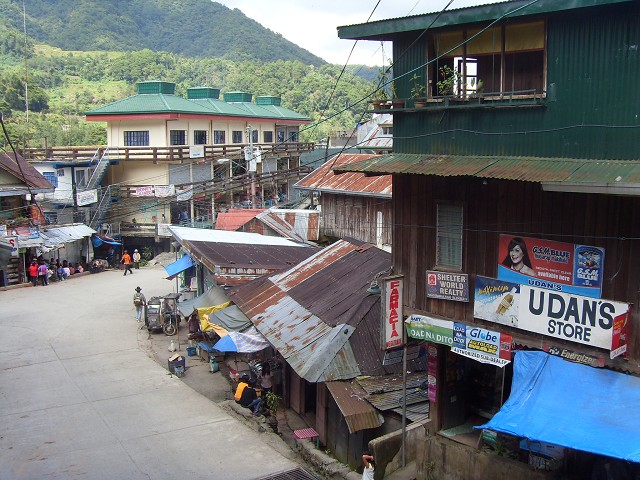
234, 374, 263, 415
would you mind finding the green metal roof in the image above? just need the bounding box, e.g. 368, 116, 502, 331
85, 93, 213, 116
338, 0, 631, 40
188, 98, 250, 116
332, 154, 640, 184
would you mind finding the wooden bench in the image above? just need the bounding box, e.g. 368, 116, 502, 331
293, 428, 320, 448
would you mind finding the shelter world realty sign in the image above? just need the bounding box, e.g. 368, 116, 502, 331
426, 271, 469, 302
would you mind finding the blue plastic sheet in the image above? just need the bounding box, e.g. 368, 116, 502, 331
479, 351, 640, 462
164, 253, 194, 279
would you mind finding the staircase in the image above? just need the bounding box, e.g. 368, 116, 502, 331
85, 148, 111, 191
85, 149, 114, 232
89, 185, 115, 232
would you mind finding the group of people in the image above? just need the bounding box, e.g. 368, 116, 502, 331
28, 258, 84, 286
233, 363, 273, 416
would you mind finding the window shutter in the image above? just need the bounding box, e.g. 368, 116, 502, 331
436, 203, 463, 269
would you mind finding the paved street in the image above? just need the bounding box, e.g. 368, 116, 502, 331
0, 264, 300, 479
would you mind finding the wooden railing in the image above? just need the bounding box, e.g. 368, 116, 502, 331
19, 143, 315, 162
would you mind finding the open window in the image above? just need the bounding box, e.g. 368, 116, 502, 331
430, 20, 545, 98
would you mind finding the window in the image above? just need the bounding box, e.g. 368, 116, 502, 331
124, 131, 149, 146
251, 129, 258, 143
75, 169, 87, 189
382, 127, 393, 135
43, 172, 57, 188
170, 130, 186, 146
436, 203, 463, 270
193, 130, 207, 145
263, 131, 273, 143
277, 130, 285, 143
431, 20, 545, 97
232, 131, 243, 143
213, 130, 226, 144
288, 131, 299, 142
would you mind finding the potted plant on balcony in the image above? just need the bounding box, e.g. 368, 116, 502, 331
410, 73, 427, 108
390, 81, 405, 109
436, 65, 458, 96
370, 66, 391, 110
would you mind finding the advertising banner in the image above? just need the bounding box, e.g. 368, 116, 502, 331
452, 322, 512, 367
475, 276, 630, 357
405, 315, 454, 346
176, 186, 193, 201
382, 276, 404, 350
154, 185, 175, 197
76, 189, 98, 206
135, 186, 154, 197
426, 271, 469, 302
498, 234, 605, 298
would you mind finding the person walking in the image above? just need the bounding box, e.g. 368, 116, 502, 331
121, 250, 133, 276
132, 249, 141, 269
133, 286, 146, 322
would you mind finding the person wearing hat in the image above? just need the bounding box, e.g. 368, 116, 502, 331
132, 249, 141, 269
133, 287, 146, 322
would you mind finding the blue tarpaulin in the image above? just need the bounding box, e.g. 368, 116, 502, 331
479, 351, 640, 462
91, 234, 121, 247
164, 253, 194, 279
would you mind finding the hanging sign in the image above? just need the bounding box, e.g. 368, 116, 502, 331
135, 186, 154, 197
382, 275, 404, 350
452, 322, 512, 367
154, 185, 175, 197
189, 145, 204, 159
76, 189, 98, 206
176, 186, 193, 201
475, 276, 630, 358
405, 314, 454, 346
426, 271, 469, 302
498, 234, 605, 298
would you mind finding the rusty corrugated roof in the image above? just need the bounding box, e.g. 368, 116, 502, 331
295, 154, 392, 197
326, 381, 384, 433
333, 153, 640, 184
229, 238, 392, 382
2, 152, 54, 192
215, 209, 266, 231
256, 209, 320, 242
183, 240, 317, 277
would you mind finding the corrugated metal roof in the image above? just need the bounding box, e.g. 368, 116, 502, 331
1, 152, 54, 193
392, 402, 430, 423
258, 467, 321, 480
41, 224, 96, 248
168, 225, 309, 247
333, 154, 640, 184
295, 154, 392, 197
255, 209, 320, 242
357, 372, 429, 394
215, 209, 266, 231
338, 0, 629, 40
229, 239, 392, 382
326, 381, 384, 433
183, 240, 317, 271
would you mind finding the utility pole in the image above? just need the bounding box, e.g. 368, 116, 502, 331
246, 125, 256, 207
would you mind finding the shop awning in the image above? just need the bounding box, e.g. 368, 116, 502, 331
479, 351, 640, 462
326, 381, 384, 434
164, 253, 194, 279
205, 305, 251, 332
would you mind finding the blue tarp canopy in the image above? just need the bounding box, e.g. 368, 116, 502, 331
91, 234, 121, 247
164, 253, 195, 279
479, 351, 640, 462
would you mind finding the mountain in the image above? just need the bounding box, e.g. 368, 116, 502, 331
0, 0, 326, 65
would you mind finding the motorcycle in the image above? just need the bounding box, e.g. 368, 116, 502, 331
145, 292, 182, 336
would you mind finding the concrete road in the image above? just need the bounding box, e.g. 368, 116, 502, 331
0, 264, 300, 480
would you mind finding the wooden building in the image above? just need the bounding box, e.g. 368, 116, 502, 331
339, 1, 640, 478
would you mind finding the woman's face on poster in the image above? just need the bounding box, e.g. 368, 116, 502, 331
510, 244, 525, 264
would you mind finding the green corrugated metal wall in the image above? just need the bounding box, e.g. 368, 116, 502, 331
394, 2, 640, 160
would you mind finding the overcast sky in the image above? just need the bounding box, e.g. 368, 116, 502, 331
214, 0, 491, 65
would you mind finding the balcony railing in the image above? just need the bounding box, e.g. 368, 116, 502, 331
20, 143, 315, 162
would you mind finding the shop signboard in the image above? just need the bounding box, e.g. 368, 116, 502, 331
543, 344, 606, 368
426, 271, 469, 302
475, 276, 630, 358
76, 188, 98, 206
498, 234, 605, 298
382, 276, 404, 350
135, 186, 154, 197
452, 323, 512, 367
405, 314, 454, 346
154, 185, 175, 197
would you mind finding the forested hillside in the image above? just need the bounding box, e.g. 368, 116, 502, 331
0, 0, 325, 65
0, 24, 380, 149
